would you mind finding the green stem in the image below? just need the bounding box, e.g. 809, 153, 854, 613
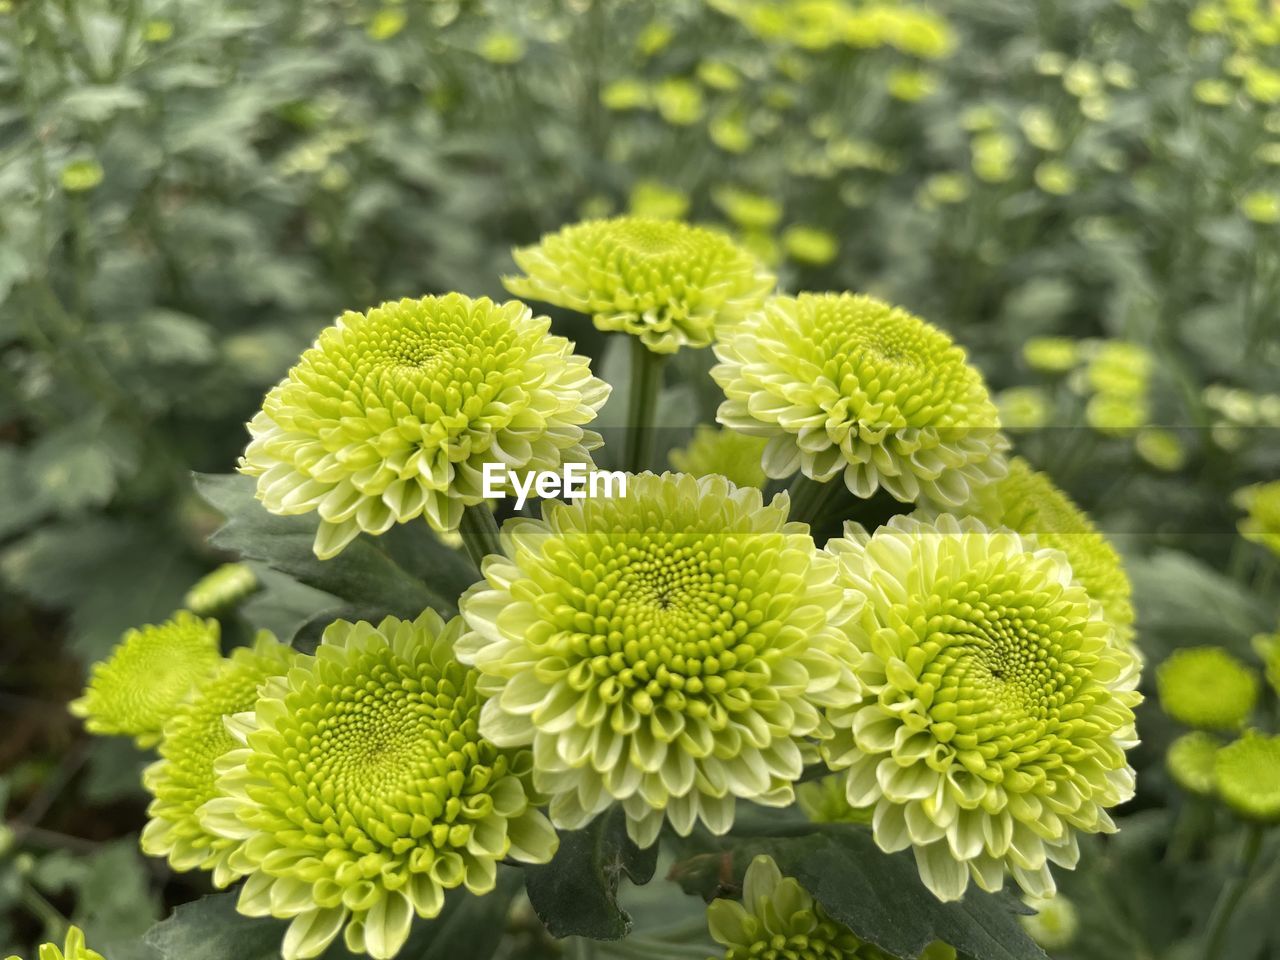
786, 473, 840, 527
624, 338, 666, 475
1201, 823, 1267, 960
20, 881, 68, 941
458, 504, 503, 570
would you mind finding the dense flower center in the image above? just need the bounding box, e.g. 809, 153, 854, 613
273, 652, 493, 850
534, 521, 806, 726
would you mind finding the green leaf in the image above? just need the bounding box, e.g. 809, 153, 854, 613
672, 824, 1045, 960
1127, 550, 1274, 659
193, 473, 475, 621
523, 806, 660, 940
145, 871, 521, 960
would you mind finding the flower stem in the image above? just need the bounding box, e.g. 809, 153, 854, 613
625, 338, 666, 474
458, 505, 503, 570
786, 473, 841, 527
1201, 823, 1267, 960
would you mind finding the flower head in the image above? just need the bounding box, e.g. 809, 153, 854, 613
713, 293, 1007, 506
707, 855, 889, 960
822, 514, 1142, 901
8, 927, 105, 960
141, 632, 298, 885
1215, 731, 1280, 822
1020, 893, 1079, 951
668, 425, 768, 489
1167, 731, 1221, 797
70, 612, 222, 748
931, 457, 1136, 644
503, 217, 775, 354
1156, 646, 1258, 731
240, 293, 609, 557
1236, 480, 1280, 558
202, 611, 557, 960
457, 472, 858, 847
184, 562, 259, 615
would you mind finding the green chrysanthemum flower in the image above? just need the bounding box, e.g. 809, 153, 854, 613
1167, 731, 1221, 797
929, 457, 1136, 644
141, 632, 298, 885
1156, 647, 1259, 731
184, 562, 260, 615
1214, 731, 1280, 822
707, 856, 960, 959
797, 776, 872, 824
6, 927, 105, 960
201, 611, 557, 960
712, 293, 1007, 507
457, 472, 859, 847
240, 293, 610, 558
822, 514, 1142, 901
503, 216, 775, 354
668, 425, 768, 489
70, 611, 222, 748
707, 855, 890, 960
1020, 893, 1079, 951
1235, 480, 1280, 557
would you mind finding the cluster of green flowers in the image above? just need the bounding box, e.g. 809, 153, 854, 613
75, 610, 559, 960
69, 215, 1149, 956
708, 0, 954, 59
1159, 640, 1280, 823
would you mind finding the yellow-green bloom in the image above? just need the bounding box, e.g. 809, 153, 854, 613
713, 187, 783, 232
971, 132, 1016, 183
60, 159, 104, 193
202, 612, 557, 960
781, 225, 839, 266
1023, 337, 1081, 373
141, 633, 298, 885
996, 387, 1050, 431
70, 612, 222, 748
708, 855, 889, 960
629, 180, 691, 221
823, 515, 1141, 901
457, 472, 858, 848
932, 457, 1136, 644
1135, 428, 1188, 472
1236, 480, 1280, 556
184, 562, 259, 615
713, 292, 1007, 507
240, 294, 609, 557
1215, 731, 1280, 822
1167, 731, 1221, 797
1034, 161, 1077, 195
478, 29, 525, 64
1020, 893, 1079, 951
668, 425, 768, 489
7, 927, 105, 960
654, 78, 705, 126
1086, 341, 1151, 398
1156, 647, 1259, 731
504, 217, 774, 354
797, 776, 872, 824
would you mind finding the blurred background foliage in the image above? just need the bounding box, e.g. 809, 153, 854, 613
0, 0, 1278, 957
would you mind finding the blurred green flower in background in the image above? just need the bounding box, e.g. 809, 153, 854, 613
1215, 732, 1280, 822
668, 424, 768, 488
69, 612, 222, 748
1157, 646, 1259, 731
1236, 480, 1280, 556
1167, 731, 1222, 797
